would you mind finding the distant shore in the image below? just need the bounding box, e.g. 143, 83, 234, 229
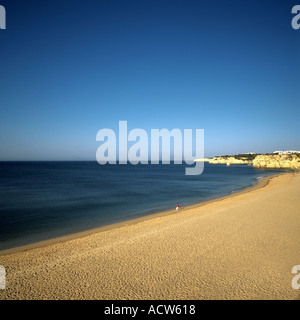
1, 171, 299, 299
196, 152, 300, 169
0, 172, 280, 256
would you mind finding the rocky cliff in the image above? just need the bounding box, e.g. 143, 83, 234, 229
200, 153, 300, 170
209, 156, 251, 166
252, 154, 300, 169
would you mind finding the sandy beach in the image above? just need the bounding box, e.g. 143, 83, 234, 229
0, 172, 299, 300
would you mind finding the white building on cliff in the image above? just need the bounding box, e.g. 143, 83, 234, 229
273, 150, 300, 155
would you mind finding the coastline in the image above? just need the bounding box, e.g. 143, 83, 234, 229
0, 170, 299, 299
0, 171, 285, 256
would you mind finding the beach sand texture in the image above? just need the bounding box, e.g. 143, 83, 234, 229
0, 172, 299, 300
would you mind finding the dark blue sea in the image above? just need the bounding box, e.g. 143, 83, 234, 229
0, 162, 284, 251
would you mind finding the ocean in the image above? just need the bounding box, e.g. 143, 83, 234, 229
0, 161, 284, 251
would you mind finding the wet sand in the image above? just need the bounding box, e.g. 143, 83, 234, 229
0, 172, 299, 300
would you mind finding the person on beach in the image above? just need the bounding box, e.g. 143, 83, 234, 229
176, 204, 179, 211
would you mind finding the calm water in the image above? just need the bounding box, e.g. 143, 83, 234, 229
0, 161, 284, 251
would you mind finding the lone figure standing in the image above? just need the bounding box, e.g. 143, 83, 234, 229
176, 204, 179, 211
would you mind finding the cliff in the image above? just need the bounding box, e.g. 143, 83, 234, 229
209, 156, 252, 166
198, 153, 300, 170
252, 154, 300, 169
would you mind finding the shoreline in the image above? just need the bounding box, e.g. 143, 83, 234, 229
0, 171, 287, 256
1, 170, 299, 299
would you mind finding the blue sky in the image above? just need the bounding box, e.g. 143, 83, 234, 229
0, 0, 299, 160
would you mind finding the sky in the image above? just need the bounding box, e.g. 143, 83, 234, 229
0, 0, 299, 160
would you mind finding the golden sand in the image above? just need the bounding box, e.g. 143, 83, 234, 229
0, 172, 299, 300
